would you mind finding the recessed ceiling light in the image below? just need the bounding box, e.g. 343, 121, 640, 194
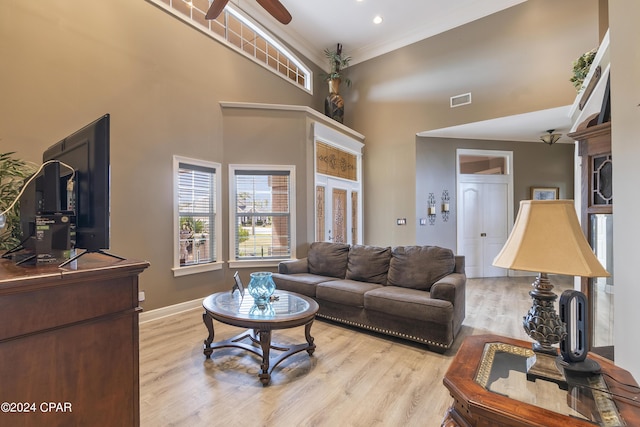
373, 15, 383, 24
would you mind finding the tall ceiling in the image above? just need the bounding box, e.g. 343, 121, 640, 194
235, 0, 582, 142
236, 0, 527, 67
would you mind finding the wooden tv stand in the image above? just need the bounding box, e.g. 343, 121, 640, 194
0, 255, 149, 426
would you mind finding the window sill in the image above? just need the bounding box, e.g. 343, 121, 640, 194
172, 261, 223, 277
228, 260, 283, 269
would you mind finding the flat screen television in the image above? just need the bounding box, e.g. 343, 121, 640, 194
42, 114, 111, 253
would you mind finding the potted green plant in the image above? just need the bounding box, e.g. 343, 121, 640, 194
322, 43, 351, 123
570, 47, 597, 91
322, 44, 352, 89
0, 152, 35, 250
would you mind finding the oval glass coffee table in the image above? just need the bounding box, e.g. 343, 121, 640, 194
202, 290, 319, 386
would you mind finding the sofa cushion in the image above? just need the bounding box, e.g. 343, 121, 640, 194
307, 242, 350, 278
317, 279, 383, 307
364, 286, 453, 323
346, 245, 391, 285
387, 246, 455, 291
271, 273, 337, 298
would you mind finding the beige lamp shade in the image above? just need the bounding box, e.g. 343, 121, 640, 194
493, 200, 609, 277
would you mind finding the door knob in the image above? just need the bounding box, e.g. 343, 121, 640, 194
480, 233, 487, 237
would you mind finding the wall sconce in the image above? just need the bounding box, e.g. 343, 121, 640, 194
441, 190, 450, 222
540, 129, 562, 145
427, 193, 437, 225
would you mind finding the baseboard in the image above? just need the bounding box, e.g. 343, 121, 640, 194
139, 298, 203, 324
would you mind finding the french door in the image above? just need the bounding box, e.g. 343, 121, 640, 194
316, 177, 359, 244
313, 123, 363, 245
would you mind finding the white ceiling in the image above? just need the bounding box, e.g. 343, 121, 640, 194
235, 0, 580, 143
236, 0, 527, 67
418, 106, 575, 144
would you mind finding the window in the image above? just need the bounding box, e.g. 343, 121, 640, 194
173, 156, 222, 276
458, 153, 510, 175
148, 0, 312, 92
229, 165, 295, 267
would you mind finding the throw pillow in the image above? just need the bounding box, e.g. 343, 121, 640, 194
308, 242, 350, 278
387, 246, 455, 291
346, 245, 392, 285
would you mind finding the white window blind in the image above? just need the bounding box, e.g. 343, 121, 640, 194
178, 162, 217, 266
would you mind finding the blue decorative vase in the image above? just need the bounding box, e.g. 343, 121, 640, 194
249, 303, 276, 317
247, 272, 276, 307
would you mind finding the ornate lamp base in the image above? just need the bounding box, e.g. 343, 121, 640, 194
526, 351, 567, 388
522, 272, 567, 387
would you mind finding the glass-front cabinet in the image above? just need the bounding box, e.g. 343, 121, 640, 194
570, 120, 613, 359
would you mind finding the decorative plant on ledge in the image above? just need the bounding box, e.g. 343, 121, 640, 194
322, 43, 351, 124
322, 43, 352, 88
0, 152, 35, 250
570, 47, 597, 91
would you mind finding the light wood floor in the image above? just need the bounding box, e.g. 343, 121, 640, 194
139, 275, 573, 427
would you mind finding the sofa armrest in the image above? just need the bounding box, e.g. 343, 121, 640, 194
430, 273, 466, 306
278, 258, 309, 274
454, 255, 465, 274
431, 271, 466, 340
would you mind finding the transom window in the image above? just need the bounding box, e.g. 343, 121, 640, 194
229, 165, 295, 266
458, 154, 510, 175
149, 0, 312, 92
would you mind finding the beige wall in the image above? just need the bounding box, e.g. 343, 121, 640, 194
0, 0, 323, 310
221, 107, 317, 258
416, 137, 575, 250
609, 0, 640, 381
345, 0, 599, 246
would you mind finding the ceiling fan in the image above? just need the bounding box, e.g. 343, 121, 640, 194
205, 0, 292, 25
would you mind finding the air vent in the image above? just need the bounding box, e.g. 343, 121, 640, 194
450, 92, 472, 108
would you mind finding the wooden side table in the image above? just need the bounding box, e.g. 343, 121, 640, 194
442, 334, 640, 427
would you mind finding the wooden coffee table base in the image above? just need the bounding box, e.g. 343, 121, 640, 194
203, 314, 316, 386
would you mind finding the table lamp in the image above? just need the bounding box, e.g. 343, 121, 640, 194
492, 200, 609, 385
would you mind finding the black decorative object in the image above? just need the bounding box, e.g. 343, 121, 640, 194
557, 290, 601, 374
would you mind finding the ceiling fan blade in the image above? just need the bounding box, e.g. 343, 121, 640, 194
205, 0, 230, 20
256, 0, 292, 25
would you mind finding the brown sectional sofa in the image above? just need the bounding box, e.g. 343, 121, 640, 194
272, 242, 466, 353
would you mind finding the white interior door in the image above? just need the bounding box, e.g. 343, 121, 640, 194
457, 149, 513, 278
461, 184, 482, 277
482, 183, 509, 277
460, 182, 508, 278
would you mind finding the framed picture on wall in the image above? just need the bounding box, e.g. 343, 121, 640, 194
530, 187, 559, 200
